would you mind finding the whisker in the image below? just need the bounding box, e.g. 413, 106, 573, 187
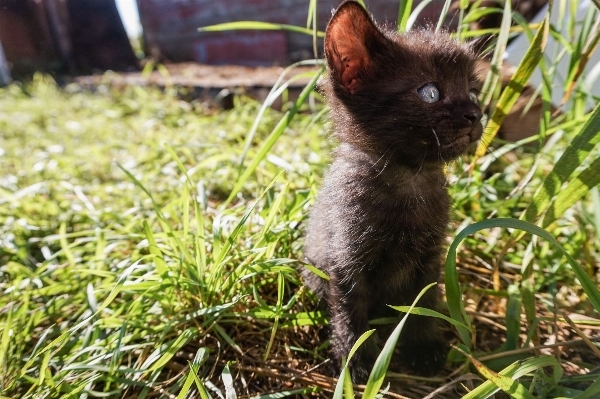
431, 128, 445, 163
373, 149, 395, 179
371, 148, 391, 169
417, 146, 427, 175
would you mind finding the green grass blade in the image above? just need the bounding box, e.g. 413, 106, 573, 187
238, 61, 322, 174
462, 355, 562, 398
478, 0, 512, 109
194, 199, 207, 273
198, 21, 324, 38
306, 0, 315, 29
177, 366, 197, 399
119, 163, 191, 263
210, 172, 284, 291
300, 262, 330, 280
221, 362, 237, 399
194, 374, 212, 399
143, 220, 167, 276
213, 324, 243, 355
388, 305, 472, 332
249, 387, 320, 398
501, 285, 522, 351
0, 305, 13, 374
37, 351, 50, 387
462, 8, 502, 25
183, 183, 190, 248
343, 367, 355, 399
310, 0, 317, 58
147, 329, 197, 372
333, 329, 376, 399
524, 103, 600, 223
574, 377, 600, 399
255, 182, 289, 246
17, 259, 145, 377
397, 0, 414, 32
542, 155, 600, 228
225, 67, 324, 205
476, 14, 549, 157
405, 0, 433, 32
362, 283, 437, 399
435, 0, 453, 32
560, 12, 600, 106
446, 219, 600, 351
59, 221, 76, 266
263, 273, 284, 361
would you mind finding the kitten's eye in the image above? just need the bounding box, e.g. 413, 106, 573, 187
417, 83, 440, 103
469, 90, 479, 104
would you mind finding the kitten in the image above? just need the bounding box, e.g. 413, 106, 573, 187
302, 0, 483, 382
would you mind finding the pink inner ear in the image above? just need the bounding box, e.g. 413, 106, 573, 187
325, 3, 378, 94
341, 55, 365, 94
327, 27, 370, 94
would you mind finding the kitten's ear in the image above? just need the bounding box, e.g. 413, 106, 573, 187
325, 1, 387, 94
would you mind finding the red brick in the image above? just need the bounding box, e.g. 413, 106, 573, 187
193, 31, 287, 65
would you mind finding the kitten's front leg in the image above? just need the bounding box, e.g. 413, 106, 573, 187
396, 283, 447, 375
328, 269, 378, 383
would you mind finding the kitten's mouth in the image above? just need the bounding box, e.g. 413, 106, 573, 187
438, 126, 482, 148
440, 134, 471, 149
419, 133, 471, 148
420, 127, 482, 156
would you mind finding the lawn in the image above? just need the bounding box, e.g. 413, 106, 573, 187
2, 1, 600, 398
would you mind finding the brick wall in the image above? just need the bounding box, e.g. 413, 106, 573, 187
137, 0, 447, 66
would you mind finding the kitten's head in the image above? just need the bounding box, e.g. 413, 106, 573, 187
323, 0, 483, 167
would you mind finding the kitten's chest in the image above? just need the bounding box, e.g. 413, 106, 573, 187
326, 151, 451, 240
368, 166, 450, 229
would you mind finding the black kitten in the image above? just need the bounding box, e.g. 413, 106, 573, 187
302, 0, 483, 382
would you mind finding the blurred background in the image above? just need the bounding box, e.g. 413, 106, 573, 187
0, 0, 547, 78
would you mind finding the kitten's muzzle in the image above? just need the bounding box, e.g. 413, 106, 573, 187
436, 105, 483, 132
444, 105, 484, 144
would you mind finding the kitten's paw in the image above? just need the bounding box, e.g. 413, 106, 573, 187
343, 352, 377, 384
328, 356, 370, 384
350, 363, 371, 385
398, 339, 447, 376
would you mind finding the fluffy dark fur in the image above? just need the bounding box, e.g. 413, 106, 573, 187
302, 1, 483, 382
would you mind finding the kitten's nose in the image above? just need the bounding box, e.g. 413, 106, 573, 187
463, 109, 481, 125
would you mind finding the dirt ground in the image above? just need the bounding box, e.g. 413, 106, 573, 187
75, 62, 316, 89
75, 61, 542, 142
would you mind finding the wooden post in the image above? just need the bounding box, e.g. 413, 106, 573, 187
45, 0, 75, 73
0, 39, 11, 86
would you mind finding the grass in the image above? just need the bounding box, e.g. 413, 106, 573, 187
0, 76, 331, 397
1, 0, 600, 398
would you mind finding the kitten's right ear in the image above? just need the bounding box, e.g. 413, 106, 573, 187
325, 1, 387, 94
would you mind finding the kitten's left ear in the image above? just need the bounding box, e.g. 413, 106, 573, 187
325, 1, 388, 94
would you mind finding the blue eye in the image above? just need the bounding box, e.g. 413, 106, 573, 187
469, 90, 478, 104
417, 83, 440, 103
